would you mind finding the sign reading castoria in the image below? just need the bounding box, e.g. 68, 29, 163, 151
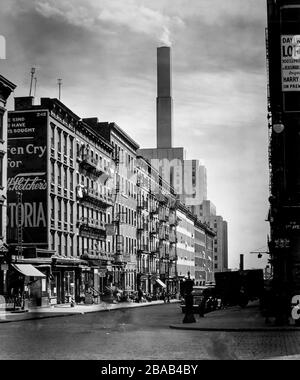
281, 35, 300, 91
7, 110, 48, 245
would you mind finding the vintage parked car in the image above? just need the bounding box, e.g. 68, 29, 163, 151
180, 286, 219, 314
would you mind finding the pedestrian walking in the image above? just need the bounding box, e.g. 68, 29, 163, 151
137, 287, 143, 303
199, 289, 209, 317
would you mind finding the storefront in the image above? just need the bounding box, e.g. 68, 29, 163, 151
80, 254, 111, 303
7, 263, 48, 308
50, 256, 89, 304
112, 264, 125, 288
137, 273, 148, 292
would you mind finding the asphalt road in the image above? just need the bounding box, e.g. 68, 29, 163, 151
1, 303, 300, 360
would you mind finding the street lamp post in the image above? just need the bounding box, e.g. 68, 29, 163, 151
182, 271, 196, 324
112, 211, 127, 288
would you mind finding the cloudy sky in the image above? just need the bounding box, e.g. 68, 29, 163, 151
0, 0, 270, 269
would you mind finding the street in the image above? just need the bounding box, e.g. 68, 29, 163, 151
1, 303, 300, 360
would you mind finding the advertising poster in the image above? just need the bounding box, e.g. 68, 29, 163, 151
7, 110, 48, 245
281, 34, 300, 91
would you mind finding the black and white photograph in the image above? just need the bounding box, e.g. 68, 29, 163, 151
0, 0, 300, 366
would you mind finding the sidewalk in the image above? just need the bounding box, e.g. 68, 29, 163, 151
170, 301, 300, 331
0, 299, 180, 323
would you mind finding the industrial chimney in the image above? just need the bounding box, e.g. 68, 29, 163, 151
157, 46, 173, 148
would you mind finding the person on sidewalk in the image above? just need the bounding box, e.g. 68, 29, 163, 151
137, 287, 144, 303
199, 289, 209, 317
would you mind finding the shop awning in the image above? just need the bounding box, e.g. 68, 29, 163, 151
12, 264, 46, 278
156, 278, 167, 288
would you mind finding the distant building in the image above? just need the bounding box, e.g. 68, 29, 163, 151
188, 200, 216, 220
176, 203, 195, 282
206, 215, 228, 273
194, 219, 215, 285
183, 160, 207, 206
135, 155, 178, 296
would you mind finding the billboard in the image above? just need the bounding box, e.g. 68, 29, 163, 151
7, 110, 48, 245
281, 35, 300, 92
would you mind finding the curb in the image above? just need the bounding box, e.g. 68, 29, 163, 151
0, 312, 80, 323
169, 324, 300, 332
0, 300, 180, 323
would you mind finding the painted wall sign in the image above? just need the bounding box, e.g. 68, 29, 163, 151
7, 110, 48, 245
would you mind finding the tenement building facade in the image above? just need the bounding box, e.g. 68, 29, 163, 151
74, 118, 114, 301
95, 120, 139, 293
176, 203, 195, 292
135, 155, 178, 296
194, 219, 215, 285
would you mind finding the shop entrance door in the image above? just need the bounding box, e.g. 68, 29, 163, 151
50, 272, 61, 304
64, 271, 75, 303
29, 279, 42, 307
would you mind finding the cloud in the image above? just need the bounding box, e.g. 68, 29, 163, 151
31, 0, 185, 46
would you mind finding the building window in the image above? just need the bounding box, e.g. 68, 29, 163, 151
51, 232, 55, 250
64, 201, 68, 222
51, 198, 55, 220
58, 234, 62, 255
62, 234, 66, 256
0, 204, 2, 238
70, 203, 73, 225
51, 125, 55, 148
70, 236, 73, 256
69, 137, 73, 157
63, 134, 67, 155
0, 155, 3, 188
58, 199, 61, 220
57, 130, 61, 152
70, 171, 73, 191
64, 167, 67, 188
50, 162, 55, 183
214, 255, 218, 261
64, 234, 68, 256
0, 112, 4, 141
214, 264, 218, 269
57, 165, 61, 186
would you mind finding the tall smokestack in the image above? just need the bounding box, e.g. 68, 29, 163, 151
157, 46, 173, 148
